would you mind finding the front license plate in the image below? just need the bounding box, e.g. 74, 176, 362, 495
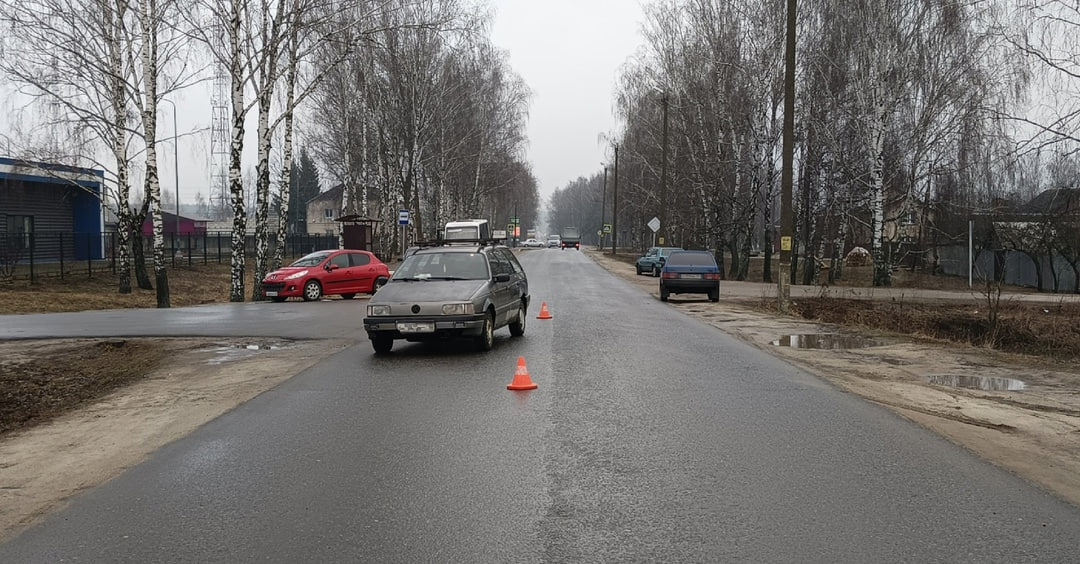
397, 321, 434, 333
266, 291, 278, 296
681, 273, 702, 279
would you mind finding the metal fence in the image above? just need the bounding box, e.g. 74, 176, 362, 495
1, 231, 341, 283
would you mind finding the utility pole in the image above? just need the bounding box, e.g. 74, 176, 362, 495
779, 0, 796, 313
600, 165, 607, 248
612, 144, 619, 256
660, 92, 669, 246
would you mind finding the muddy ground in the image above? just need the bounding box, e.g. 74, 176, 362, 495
1, 250, 1078, 542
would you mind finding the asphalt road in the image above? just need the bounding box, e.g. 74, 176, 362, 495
2, 248, 1079, 562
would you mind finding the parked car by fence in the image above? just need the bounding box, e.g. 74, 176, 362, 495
261, 249, 389, 302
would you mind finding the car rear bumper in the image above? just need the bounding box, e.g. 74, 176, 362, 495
363, 314, 488, 340
661, 280, 720, 293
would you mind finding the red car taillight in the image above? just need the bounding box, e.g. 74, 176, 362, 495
704, 273, 720, 280
662, 272, 679, 279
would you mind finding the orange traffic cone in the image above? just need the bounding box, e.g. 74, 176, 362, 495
536, 301, 552, 319
507, 356, 538, 390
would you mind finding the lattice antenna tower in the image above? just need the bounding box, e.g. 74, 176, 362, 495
209, 24, 230, 220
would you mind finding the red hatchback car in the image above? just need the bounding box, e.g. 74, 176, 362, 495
261, 249, 390, 302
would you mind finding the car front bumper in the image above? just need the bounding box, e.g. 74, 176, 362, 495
363, 314, 488, 340
261, 281, 302, 298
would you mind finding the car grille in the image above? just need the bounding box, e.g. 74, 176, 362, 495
262, 282, 286, 292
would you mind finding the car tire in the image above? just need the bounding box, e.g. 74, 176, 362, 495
636, 265, 642, 275
341, 293, 356, 300
653, 266, 661, 278
302, 280, 322, 301
509, 303, 526, 337
475, 310, 495, 351
270, 296, 286, 303
372, 276, 387, 293
372, 334, 393, 354
709, 288, 719, 302
660, 285, 669, 302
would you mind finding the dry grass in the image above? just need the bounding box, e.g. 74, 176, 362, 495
0, 264, 258, 314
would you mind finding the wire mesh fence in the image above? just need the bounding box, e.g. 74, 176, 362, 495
1, 232, 341, 283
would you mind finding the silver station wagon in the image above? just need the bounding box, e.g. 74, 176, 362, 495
362, 241, 530, 354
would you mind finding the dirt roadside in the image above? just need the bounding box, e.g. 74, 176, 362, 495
1, 251, 1079, 542
585, 248, 1080, 510
0, 337, 351, 542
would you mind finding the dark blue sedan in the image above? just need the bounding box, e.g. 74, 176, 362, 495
659, 250, 720, 302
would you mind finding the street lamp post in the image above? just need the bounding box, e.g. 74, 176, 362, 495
599, 165, 607, 248
161, 98, 180, 243
779, 0, 796, 312
611, 144, 619, 256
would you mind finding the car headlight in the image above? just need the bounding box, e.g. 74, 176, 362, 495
368, 305, 391, 316
441, 303, 474, 315
285, 269, 309, 280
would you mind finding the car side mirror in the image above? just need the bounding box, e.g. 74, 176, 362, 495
493, 273, 511, 283
326, 264, 340, 271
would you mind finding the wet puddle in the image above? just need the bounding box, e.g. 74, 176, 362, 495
928, 375, 1026, 391
203, 342, 285, 365
771, 334, 889, 350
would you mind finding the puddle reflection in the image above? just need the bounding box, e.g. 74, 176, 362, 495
928, 374, 1026, 391
771, 334, 888, 349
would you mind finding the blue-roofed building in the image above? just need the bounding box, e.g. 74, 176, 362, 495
0, 156, 106, 261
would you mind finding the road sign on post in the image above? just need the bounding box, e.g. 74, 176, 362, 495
647, 216, 660, 233
398, 209, 410, 225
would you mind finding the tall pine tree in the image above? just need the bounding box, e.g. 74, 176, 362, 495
288, 147, 321, 233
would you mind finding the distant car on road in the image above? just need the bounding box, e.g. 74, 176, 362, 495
546, 235, 560, 248
659, 250, 720, 302
261, 249, 389, 302
362, 241, 530, 354
521, 238, 545, 248
636, 246, 683, 277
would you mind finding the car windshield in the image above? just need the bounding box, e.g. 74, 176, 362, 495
666, 252, 716, 267
290, 251, 331, 267
392, 251, 490, 280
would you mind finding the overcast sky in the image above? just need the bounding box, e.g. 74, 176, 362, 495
488, 0, 647, 201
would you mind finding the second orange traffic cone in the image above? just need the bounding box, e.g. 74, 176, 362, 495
507, 356, 538, 390
536, 301, 552, 319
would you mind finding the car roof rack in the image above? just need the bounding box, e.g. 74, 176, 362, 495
413, 238, 503, 249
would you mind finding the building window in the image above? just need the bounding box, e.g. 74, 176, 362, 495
324, 209, 333, 219
5, 215, 33, 251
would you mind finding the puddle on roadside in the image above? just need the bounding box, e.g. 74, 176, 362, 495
771, 334, 889, 350
202, 342, 286, 365
928, 375, 1027, 391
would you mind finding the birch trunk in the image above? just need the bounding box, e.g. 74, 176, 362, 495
140, 0, 169, 308
251, 88, 273, 301
273, 34, 299, 270
228, 0, 247, 302
869, 80, 891, 287
102, 0, 134, 294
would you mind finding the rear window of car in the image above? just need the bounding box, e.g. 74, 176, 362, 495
665, 251, 717, 267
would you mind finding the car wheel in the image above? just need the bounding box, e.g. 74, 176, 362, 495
372, 334, 393, 354
372, 276, 387, 293
709, 288, 719, 302
302, 280, 322, 301
636, 265, 642, 275
341, 293, 356, 300
509, 302, 526, 337
653, 266, 661, 278
271, 296, 286, 303
475, 310, 495, 351
660, 286, 669, 302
